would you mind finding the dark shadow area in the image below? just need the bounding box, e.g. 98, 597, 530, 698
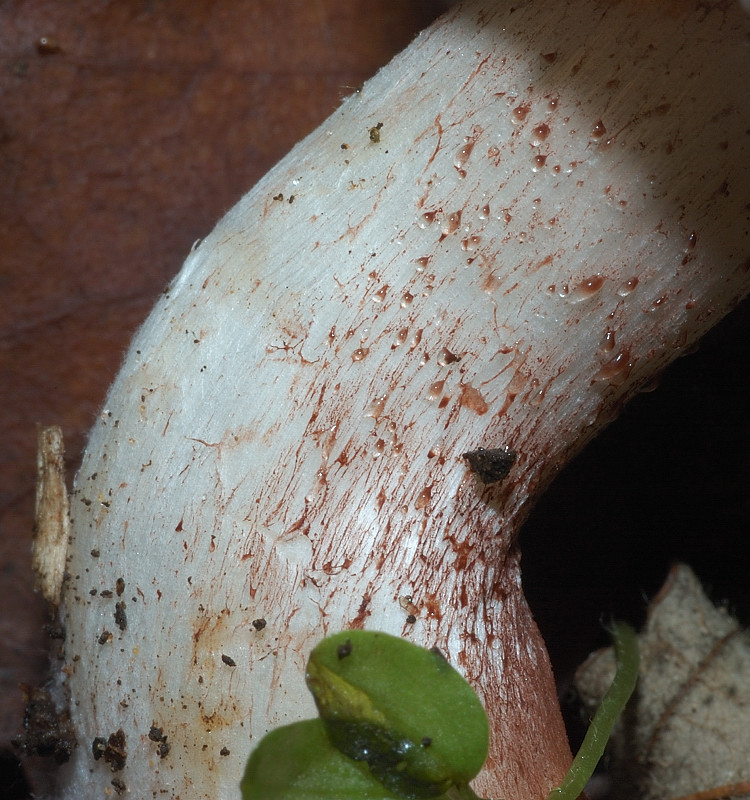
521, 296, 750, 752
0, 750, 32, 800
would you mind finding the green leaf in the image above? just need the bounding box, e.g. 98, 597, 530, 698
240, 718, 406, 800
305, 631, 489, 798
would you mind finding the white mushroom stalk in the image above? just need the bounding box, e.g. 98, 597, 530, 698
53, 2, 749, 799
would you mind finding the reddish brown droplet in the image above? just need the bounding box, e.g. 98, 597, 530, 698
454, 138, 476, 178
591, 119, 607, 138
459, 384, 488, 415
600, 328, 616, 353
617, 276, 639, 296
512, 102, 531, 122
437, 347, 460, 366
427, 380, 445, 401
442, 211, 462, 235
592, 350, 631, 384
532, 122, 550, 143
414, 485, 432, 510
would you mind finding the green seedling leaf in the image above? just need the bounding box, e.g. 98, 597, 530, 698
306, 631, 489, 799
240, 718, 407, 800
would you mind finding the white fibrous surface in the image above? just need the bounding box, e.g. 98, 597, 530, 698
57, 2, 749, 798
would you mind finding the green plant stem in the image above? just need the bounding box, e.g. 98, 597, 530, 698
545, 621, 639, 800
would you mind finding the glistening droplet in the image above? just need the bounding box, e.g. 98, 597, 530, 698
617, 277, 639, 296
442, 211, 462, 235
414, 485, 432, 510
592, 350, 631, 384
568, 275, 604, 302
599, 328, 616, 353
427, 380, 445, 401
365, 396, 387, 418
372, 285, 388, 303
393, 328, 409, 348
531, 122, 550, 145
591, 119, 607, 138
437, 347, 461, 366
512, 102, 531, 122
454, 138, 476, 178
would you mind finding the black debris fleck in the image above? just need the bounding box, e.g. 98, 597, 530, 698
111, 777, 126, 794
462, 447, 516, 484
421, 737, 432, 747
221, 654, 236, 667
92, 729, 127, 771
115, 577, 125, 596
252, 618, 267, 631
44, 619, 65, 640
337, 639, 352, 660
405, 614, 417, 624
12, 685, 77, 763
148, 725, 170, 758
114, 602, 127, 631
220, 747, 230, 756
98, 630, 112, 645
148, 726, 164, 742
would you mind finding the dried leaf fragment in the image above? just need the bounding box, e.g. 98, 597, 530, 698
32, 425, 71, 604
575, 564, 750, 800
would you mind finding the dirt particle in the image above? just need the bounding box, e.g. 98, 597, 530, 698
115, 577, 125, 596
252, 618, 267, 631
462, 447, 517, 484
13, 685, 77, 763
114, 602, 127, 631
337, 639, 353, 659
221, 654, 236, 667
149, 725, 170, 758
92, 729, 127, 771
148, 726, 164, 742
369, 122, 383, 143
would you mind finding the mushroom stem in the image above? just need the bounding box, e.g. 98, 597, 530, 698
55, 2, 749, 799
